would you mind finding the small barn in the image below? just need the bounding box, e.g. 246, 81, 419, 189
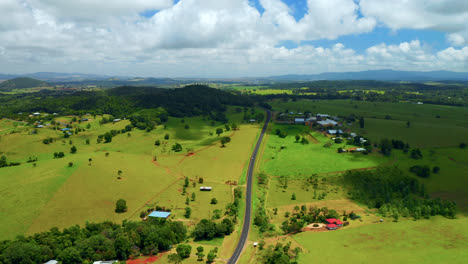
200, 186, 212, 191
61, 128, 71, 131
148, 211, 171, 219
45, 260, 58, 264
294, 118, 305, 124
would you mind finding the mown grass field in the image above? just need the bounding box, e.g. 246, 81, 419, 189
0, 107, 263, 240
269, 99, 468, 147
294, 216, 468, 264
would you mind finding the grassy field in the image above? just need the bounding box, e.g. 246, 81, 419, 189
0, 107, 262, 240
259, 124, 388, 177
391, 147, 468, 213
294, 216, 468, 264
269, 99, 468, 147
243, 99, 468, 263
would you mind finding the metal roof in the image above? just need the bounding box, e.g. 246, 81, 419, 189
148, 211, 171, 218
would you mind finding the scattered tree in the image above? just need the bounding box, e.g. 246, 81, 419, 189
70, 145, 77, 154
176, 244, 192, 259
115, 199, 128, 213
184, 207, 191, 218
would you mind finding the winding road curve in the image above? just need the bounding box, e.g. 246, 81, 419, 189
228, 110, 271, 264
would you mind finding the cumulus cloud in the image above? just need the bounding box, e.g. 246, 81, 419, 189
28, 0, 173, 22
360, 0, 468, 45
0, 0, 466, 76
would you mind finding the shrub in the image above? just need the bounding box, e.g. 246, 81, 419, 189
409, 165, 431, 178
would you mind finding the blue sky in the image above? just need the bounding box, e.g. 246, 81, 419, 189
0, 0, 466, 77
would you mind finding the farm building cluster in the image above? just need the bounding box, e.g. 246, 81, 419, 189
277, 111, 370, 153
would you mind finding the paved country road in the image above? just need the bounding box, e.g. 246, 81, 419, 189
228, 110, 271, 264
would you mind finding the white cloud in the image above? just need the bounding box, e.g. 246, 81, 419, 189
0, 0, 466, 76
360, 0, 468, 45
27, 0, 173, 22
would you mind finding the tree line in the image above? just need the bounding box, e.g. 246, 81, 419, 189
0, 219, 186, 264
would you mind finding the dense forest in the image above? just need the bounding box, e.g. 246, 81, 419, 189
0, 85, 253, 120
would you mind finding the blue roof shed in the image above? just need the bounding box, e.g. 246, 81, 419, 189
149, 211, 171, 219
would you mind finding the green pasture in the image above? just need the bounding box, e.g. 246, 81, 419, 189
391, 147, 468, 213
294, 216, 468, 264
260, 124, 387, 177
269, 99, 468, 147
265, 176, 349, 209
0, 110, 262, 239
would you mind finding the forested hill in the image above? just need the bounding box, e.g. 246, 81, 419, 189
0, 77, 49, 91
0, 85, 253, 118
110, 85, 253, 116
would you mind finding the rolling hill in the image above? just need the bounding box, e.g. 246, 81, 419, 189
0, 77, 49, 91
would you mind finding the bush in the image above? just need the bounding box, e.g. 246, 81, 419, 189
115, 199, 128, 213
409, 165, 431, 178
432, 166, 440, 173
410, 148, 423, 159
211, 198, 218, 204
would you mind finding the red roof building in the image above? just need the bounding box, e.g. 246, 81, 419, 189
326, 218, 343, 226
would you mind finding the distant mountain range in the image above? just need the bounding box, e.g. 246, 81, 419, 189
1, 70, 468, 85
266, 70, 468, 82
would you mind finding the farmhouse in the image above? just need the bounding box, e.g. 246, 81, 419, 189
294, 118, 305, 124
326, 218, 343, 226
326, 218, 343, 230
36, 125, 44, 128
317, 119, 338, 127
148, 211, 171, 219
200, 186, 212, 191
